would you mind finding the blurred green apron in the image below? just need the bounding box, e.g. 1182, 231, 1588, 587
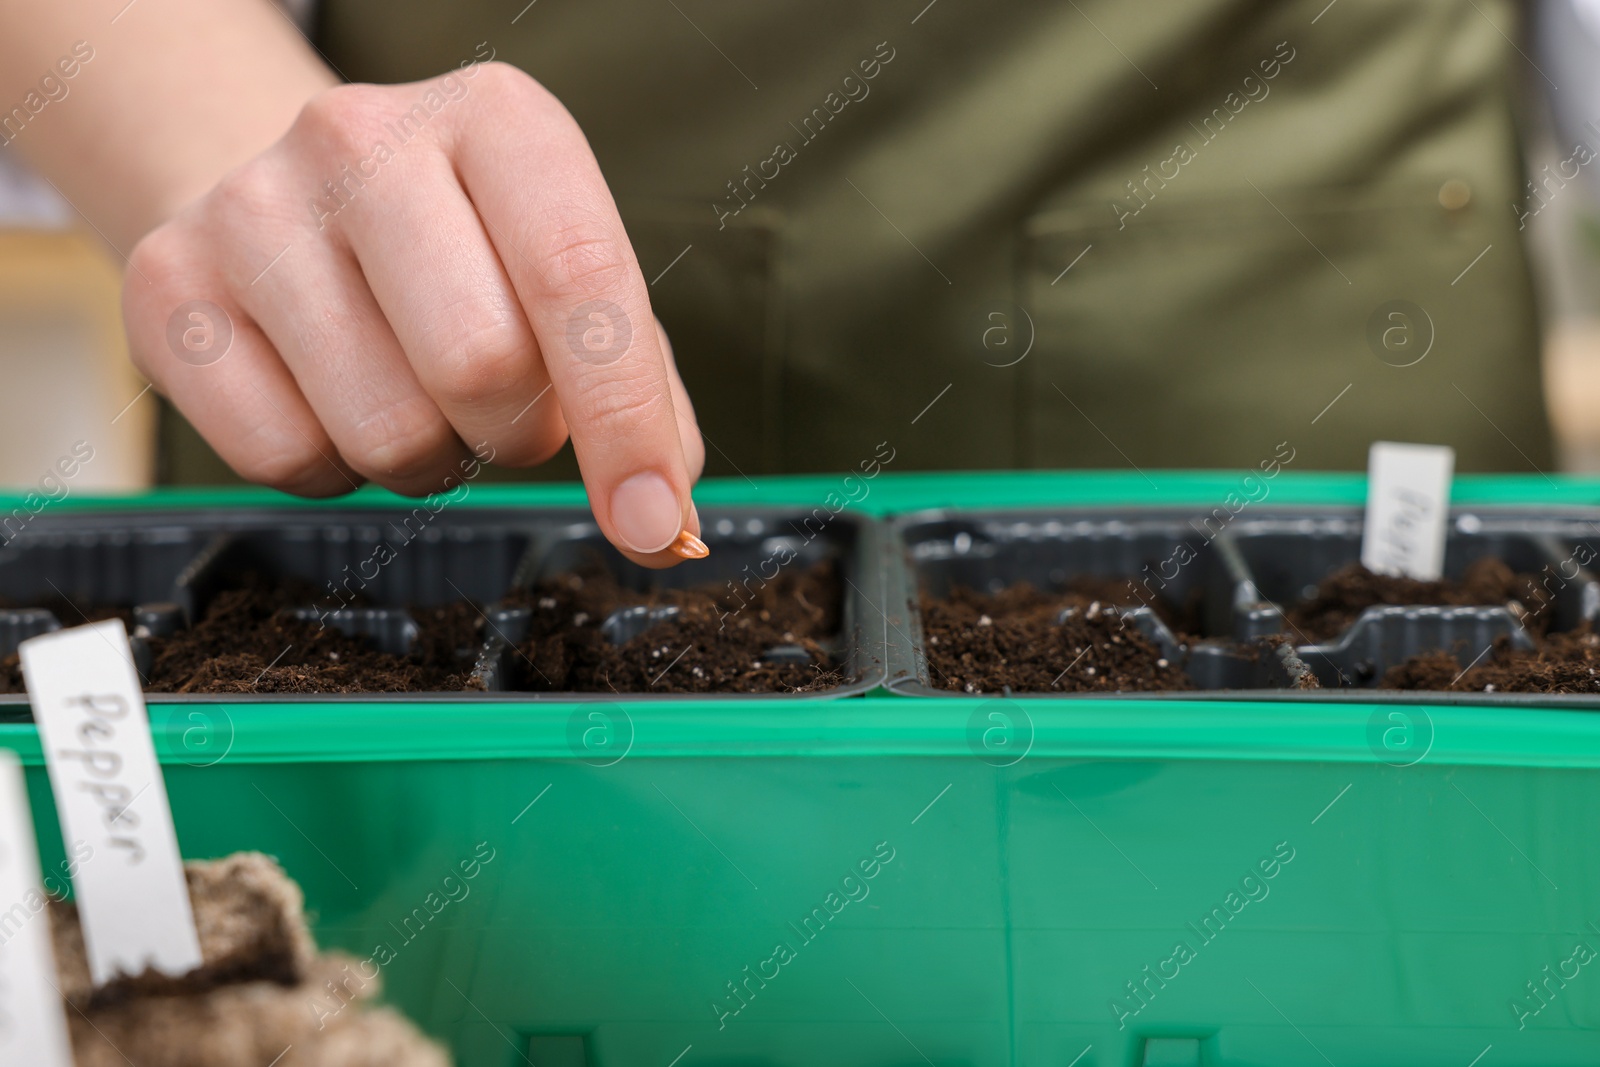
162, 0, 1554, 480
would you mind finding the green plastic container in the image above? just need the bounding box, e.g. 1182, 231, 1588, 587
5, 472, 1600, 1067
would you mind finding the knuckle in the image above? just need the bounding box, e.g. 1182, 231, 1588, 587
123, 234, 188, 334
472, 62, 572, 125
126, 226, 185, 293
126, 220, 219, 307
474, 60, 533, 95
343, 399, 458, 483
424, 318, 531, 409
123, 227, 220, 375
295, 83, 388, 157
234, 437, 332, 492
530, 217, 633, 301
207, 161, 285, 232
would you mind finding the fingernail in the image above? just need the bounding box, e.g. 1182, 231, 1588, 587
669, 530, 710, 559
611, 472, 683, 554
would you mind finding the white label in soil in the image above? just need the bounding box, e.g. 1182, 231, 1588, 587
21, 619, 202, 987
0, 750, 74, 1066
1361, 441, 1455, 580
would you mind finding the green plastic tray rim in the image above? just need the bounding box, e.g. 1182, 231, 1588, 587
14, 467, 1600, 516
0, 698, 1596, 769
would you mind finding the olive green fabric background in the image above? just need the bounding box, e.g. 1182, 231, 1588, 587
161, 0, 1553, 484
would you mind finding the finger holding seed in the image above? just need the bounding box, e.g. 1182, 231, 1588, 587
120, 63, 708, 567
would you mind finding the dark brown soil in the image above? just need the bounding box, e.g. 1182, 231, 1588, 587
1383, 627, 1600, 693
506, 562, 845, 693
0, 601, 137, 694
142, 576, 482, 693
920, 582, 1193, 694
1057, 574, 1203, 635
1286, 558, 1549, 643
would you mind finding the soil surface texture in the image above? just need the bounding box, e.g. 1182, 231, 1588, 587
1286, 558, 1548, 643
1384, 627, 1600, 693
507, 561, 844, 693
920, 582, 1193, 694
142, 576, 482, 693
1055, 574, 1204, 635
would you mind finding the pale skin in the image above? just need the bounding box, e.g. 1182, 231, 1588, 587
0, 0, 706, 567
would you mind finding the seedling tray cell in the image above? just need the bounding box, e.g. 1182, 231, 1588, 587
888, 509, 1315, 696
891, 505, 1600, 703
476, 508, 884, 698
1227, 511, 1599, 693
0, 521, 215, 657
0, 511, 540, 702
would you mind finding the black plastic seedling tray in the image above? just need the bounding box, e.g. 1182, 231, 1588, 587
0, 522, 215, 658
0, 508, 885, 706
474, 508, 885, 700
887, 507, 1600, 703
9, 501, 1592, 706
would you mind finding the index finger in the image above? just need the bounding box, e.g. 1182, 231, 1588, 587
450, 65, 702, 565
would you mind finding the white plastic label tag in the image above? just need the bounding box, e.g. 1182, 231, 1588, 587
1361, 441, 1455, 580
0, 750, 74, 1066
21, 620, 201, 987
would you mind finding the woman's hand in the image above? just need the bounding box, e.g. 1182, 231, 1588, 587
123, 61, 705, 565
